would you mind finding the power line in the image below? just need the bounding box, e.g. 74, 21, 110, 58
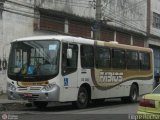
3, 6, 35, 16
102, 0, 146, 29
0, 6, 146, 35
1, 0, 160, 39
0, 7, 91, 33
0, 1, 147, 34
96, 0, 146, 39
52, 0, 91, 6
103, 0, 146, 16
0, 7, 84, 36
103, 1, 146, 23
52, 0, 92, 8
7, 0, 145, 31
6, 0, 92, 9
104, 10, 146, 32
0, 0, 150, 21
102, 1, 147, 33
4, 1, 150, 34
6, 0, 34, 9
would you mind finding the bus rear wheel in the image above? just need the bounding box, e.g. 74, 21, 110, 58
121, 84, 138, 103
33, 101, 48, 109
73, 87, 89, 109
129, 84, 138, 103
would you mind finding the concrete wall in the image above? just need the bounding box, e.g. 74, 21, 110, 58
36, 0, 147, 35
102, 0, 147, 35
0, 0, 154, 92
1, 1, 35, 58
34, 0, 148, 41
0, 0, 50, 93
150, 0, 160, 37
35, 0, 96, 19
0, 1, 32, 92
0, 0, 62, 92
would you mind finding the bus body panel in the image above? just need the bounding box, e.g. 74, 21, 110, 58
7, 35, 154, 105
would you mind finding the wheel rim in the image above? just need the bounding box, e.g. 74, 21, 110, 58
132, 89, 137, 101
78, 92, 87, 104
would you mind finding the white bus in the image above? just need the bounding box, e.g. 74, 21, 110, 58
7, 35, 153, 109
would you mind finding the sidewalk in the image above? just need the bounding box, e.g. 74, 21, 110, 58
0, 93, 26, 104
0, 93, 29, 111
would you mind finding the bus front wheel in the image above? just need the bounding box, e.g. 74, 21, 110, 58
73, 87, 89, 109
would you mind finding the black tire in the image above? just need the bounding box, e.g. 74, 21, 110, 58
73, 87, 89, 109
33, 101, 48, 109
129, 84, 138, 103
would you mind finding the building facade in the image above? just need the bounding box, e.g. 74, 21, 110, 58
147, 0, 160, 82
0, 0, 159, 92
0, 0, 35, 92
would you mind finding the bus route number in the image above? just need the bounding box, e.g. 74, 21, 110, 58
81, 78, 89, 82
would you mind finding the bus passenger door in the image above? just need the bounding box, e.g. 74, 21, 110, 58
61, 43, 78, 101
77, 45, 94, 97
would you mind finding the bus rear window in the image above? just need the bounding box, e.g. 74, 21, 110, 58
139, 52, 150, 70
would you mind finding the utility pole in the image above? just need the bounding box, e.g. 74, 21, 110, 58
0, 0, 5, 19
93, 0, 101, 40
146, 0, 151, 36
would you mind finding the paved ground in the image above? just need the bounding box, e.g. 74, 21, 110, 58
0, 94, 139, 120
0, 93, 139, 112
0, 93, 25, 104
0, 93, 28, 111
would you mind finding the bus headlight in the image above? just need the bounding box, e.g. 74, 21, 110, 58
7, 83, 16, 91
42, 83, 56, 91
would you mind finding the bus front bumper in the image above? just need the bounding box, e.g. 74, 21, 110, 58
7, 85, 60, 102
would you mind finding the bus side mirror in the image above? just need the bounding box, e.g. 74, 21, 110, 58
67, 48, 72, 59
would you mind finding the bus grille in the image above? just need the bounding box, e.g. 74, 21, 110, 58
17, 86, 42, 92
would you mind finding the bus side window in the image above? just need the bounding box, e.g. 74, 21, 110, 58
126, 51, 139, 69
112, 49, 125, 69
96, 47, 110, 68
62, 43, 78, 75
81, 45, 94, 68
139, 52, 150, 70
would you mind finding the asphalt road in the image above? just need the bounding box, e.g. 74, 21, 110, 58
0, 99, 139, 120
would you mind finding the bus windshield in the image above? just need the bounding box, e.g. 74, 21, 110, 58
8, 40, 60, 81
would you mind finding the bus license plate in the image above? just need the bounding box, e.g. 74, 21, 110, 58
23, 93, 32, 97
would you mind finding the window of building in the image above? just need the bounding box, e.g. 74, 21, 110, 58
81, 45, 94, 68
153, 12, 160, 29
62, 43, 78, 75
40, 10, 64, 32
96, 47, 110, 68
150, 45, 160, 75
0, 2, 3, 19
126, 51, 139, 69
139, 52, 150, 70
112, 49, 125, 69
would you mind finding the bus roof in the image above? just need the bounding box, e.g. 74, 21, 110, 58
96, 41, 152, 52
12, 35, 152, 52
13, 35, 95, 45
